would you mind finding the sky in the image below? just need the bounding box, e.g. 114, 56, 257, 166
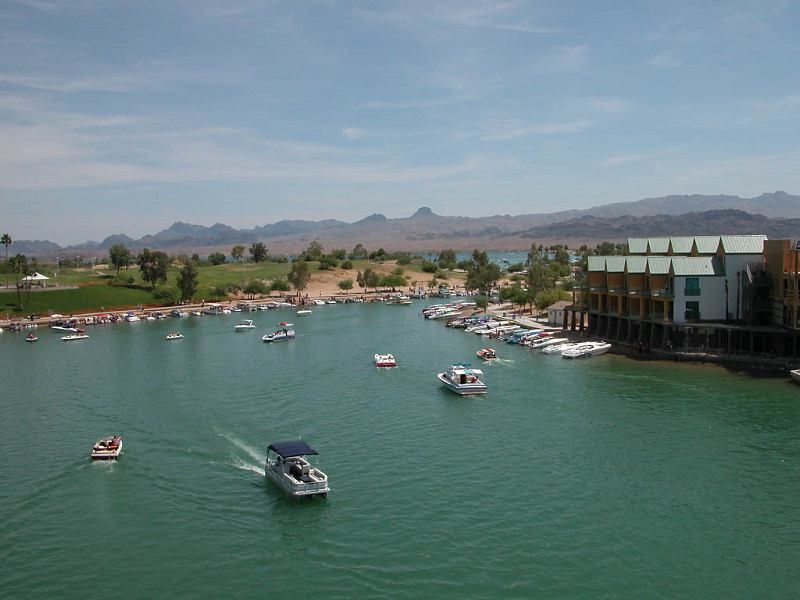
1, 0, 799, 245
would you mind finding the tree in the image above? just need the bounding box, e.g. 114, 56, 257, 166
249, 242, 268, 263
244, 279, 268, 298
465, 250, 501, 295
331, 249, 347, 260
138, 248, 169, 287
177, 261, 199, 301
108, 244, 131, 275
381, 273, 406, 289
361, 267, 381, 291
438, 248, 457, 270
270, 278, 290, 292
350, 243, 368, 260
231, 245, 245, 262
303, 241, 324, 261
8, 253, 32, 308
338, 279, 354, 294
288, 260, 311, 292
1, 233, 11, 290
319, 255, 338, 270
475, 296, 489, 313
208, 252, 226, 266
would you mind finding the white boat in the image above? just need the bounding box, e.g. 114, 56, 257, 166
265, 441, 329, 498
562, 341, 612, 359
437, 363, 487, 395
311, 299, 326, 306
91, 435, 122, 460
262, 328, 295, 342
477, 348, 498, 361
276, 321, 293, 327
124, 313, 140, 322
375, 353, 397, 367
170, 309, 189, 317
51, 325, 78, 332
297, 309, 312, 316
25, 333, 38, 342
528, 337, 569, 350
790, 369, 800, 384
234, 319, 256, 330
166, 332, 184, 340
62, 334, 90, 341
542, 342, 580, 355
202, 305, 224, 315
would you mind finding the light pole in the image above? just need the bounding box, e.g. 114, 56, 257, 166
93, 257, 97, 275
56, 256, 59, 277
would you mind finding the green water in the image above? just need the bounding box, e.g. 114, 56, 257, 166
2, 303, 800, 599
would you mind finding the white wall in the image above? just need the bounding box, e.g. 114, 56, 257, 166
674, 275, 727, 323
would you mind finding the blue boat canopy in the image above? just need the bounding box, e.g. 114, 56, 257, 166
268, 440, 319, 458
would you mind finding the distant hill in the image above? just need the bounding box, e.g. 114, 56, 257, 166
11, 191, 800, 257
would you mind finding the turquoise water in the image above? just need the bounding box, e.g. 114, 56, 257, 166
2, 303, 800, 599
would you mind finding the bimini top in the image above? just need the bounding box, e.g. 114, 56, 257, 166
268, 440, 319, 458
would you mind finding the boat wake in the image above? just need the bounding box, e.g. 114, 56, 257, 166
217, 429, 266, 476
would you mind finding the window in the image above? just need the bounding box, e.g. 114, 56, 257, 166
685, 301, 700, 320
684, 277, 700, 296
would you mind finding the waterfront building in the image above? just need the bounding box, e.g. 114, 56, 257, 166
571, 234, 800, 358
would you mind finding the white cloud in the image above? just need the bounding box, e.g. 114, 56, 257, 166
342, 127, 364, 140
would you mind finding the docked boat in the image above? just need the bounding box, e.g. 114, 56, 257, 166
124, 313, 140, 322
262, 328, 295, 342
297, 309, 312, 316
166, 332, 184, 340
170, 309, 189, 317
234, 319, 256, 330
91, 435, 122, 460
477, 348, 498, 360
374, 353, 397, 367
562, 341, 612, 359
62, 333, 90, 341
527, 336, 569, 350
437, 363, 487, 395
51, 325, 78, 332
542, 342, 579, 355
790, 369, 800, 384
25, 332, 38, 342
265, 440, 329, 498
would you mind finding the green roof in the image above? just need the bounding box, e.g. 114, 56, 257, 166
647, 238, 670, 254
668, 237, 695, 254
670, 256, 724, 276
646, 256, 672, 274
624, 256, 648, 273
719, 235, 767, 254
627, 238, 649, 254
587, 256, 606, 272
605, 256, 626, 272
693, 236, 721, 254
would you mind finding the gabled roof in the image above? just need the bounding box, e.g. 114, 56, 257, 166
547, 300, 573, 310
692, 236, 721, 255
647, 238, 670, 254
719, 235, 767, 254
645, 257, 672, 275
624, 256, 648, 274
587, 256, 606, 272
627, 238, 649, 254
668, 237, 695, 255
670, 256, 724, 276
605, 256, 626, 273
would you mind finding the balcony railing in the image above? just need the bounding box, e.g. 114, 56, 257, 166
651, 288, 674, 298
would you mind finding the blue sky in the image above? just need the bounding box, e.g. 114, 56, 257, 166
1, 0, 798, 245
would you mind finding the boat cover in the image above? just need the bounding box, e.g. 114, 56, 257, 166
268, 440, 319, 458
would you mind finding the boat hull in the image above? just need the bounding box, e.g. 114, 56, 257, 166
437, 372, 487, 395
265, 463, 329, 498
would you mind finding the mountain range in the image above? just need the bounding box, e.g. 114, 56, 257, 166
10, 191, 800, 257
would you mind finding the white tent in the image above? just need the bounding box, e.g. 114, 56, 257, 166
22, 272, 50, 286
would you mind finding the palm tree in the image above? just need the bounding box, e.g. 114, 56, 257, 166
1, 233, 11, 290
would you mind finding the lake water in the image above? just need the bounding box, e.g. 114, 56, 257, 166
2, 302, 800, 599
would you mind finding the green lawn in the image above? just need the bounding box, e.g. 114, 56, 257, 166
1, 259, 462, 316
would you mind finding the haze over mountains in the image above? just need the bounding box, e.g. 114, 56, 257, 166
12, 191, 800, 257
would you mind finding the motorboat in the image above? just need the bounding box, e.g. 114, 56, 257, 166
91, 435, 122, 460
297, 309, 312, 316
234, 319, 256, 330
277, 321, 293, 327
542, 342, 580, 355
189, 310, 203, 317
62, 334, 90, 341
311, 299, 326, 306
51, 325, 78, 332
124, 313, 140, 322
562, 341, 612, 359
202, 304, 224, 315
437, 363, 487, 395
170, 309, 189, 317
477, 348, 498, 360
262, 328, 295, 342
166, 332, 184, 340
790, 369, 800, 384
374, 353, 397, 367
528, 337, 569, 350
26, 332, 38, 342
265, 440, 329, 499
